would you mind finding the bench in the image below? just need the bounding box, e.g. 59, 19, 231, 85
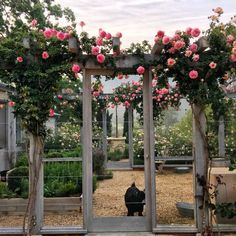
155, 156, 193, 172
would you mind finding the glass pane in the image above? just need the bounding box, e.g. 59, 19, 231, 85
155, 106, 195, 225
43, 77, 83, 227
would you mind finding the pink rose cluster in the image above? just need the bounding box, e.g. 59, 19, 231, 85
92, 84, 104, 97
230, 39, 236, 62
43, 28, 71, 41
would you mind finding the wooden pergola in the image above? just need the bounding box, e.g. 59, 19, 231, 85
80, 50, 203, 234
1, 40, 236, 235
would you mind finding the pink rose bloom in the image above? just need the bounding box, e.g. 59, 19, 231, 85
31, 19, 37, 28
97, 54, 105, 63
192, 54, 200, 61
122, 95, 126, 99
72, 64, 80, 73
57, 31, 65, 41
51, 28, 58, 37
79, 21, 85, 27
214, 7, 223, 14
174, 40, 185, 50
116, 32, 122, 38
99, 30, 106, 38
156, 30, 165, 38
168, 47, 176, 54
43, 29, 53, 39
105, 33, 112, 40
96, 37, 103, 46
117, 74, 123, 80
91, 46, 99, 55
154, 36, 160, 43
167, 58, 176, 66
124, 101, 130, 107
152, 80, 157, 87
231, 54, 236, 62
114, 97, 119, 102
57, 95, 63, 100
185, 50, 192, 57
185, 27, 192, 36
233, 41, 236, 47
49, 109, 55, 117
232, 47, 236, 55
64, 33, 70, 40
16, 56, 23, 62
136, 66, 145, 74
191, 28, 201, 37
172, 34, 181, 41
93, 91, 100, 97
42, 51, 49, 59
162, 36, 170, 45
227, 35, 235, 43
189, 43, 198, 52
189, 70, 198, 79
209, 62, 217, 69
8, 101, 15, 107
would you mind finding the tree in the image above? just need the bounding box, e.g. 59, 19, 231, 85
0, 1, 76, 235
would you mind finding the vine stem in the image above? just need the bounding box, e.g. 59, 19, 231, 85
191, 104, 213, 235
23, 133, 43, 236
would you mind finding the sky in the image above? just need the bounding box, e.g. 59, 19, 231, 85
55, 0, 236, 47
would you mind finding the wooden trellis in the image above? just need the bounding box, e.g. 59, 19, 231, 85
1, 38, 236, 235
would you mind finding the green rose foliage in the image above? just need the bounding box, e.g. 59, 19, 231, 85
0, 0, 77, 136
154, 10, 236, 107
0, 29, 73, 135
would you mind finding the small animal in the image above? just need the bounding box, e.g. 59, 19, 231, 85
124, 182, 145, 216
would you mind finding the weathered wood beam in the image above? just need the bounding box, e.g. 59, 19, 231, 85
151, 42, 164, 55
112, 37, 120, 56
79, 54, 159, 70
196, 36, 209, 52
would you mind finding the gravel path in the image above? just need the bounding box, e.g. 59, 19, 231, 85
0, 169, 194, 227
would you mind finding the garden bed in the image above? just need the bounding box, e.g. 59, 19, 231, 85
0, 197, 82, 216
0, 170, 194, 227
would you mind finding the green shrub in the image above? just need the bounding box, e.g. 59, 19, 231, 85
108, 149, 123, 161
20, 178, 29, 198
93, 148, 105, 176
7, 167, 29, 195
45, 151, 63, 158
0, 182, 15, 198
123, 144, 129, 158
15, 153, 28, 167
62, 147, 81, 157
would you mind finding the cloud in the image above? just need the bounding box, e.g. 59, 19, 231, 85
55, 0, 236, 46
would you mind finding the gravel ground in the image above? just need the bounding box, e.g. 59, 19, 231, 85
0, 169, 194, 227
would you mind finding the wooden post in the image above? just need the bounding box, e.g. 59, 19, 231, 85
143, 68, 156, 230
112, 37, 120, 56
115, 105, 118, 138
102, 108, 107, 167
128, 106, 134, 167
192, 104, 208, 232
218, 115, 225, 157
82, 69, 93, 231
34, 161, 44, 234
7, 106, 16, 168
